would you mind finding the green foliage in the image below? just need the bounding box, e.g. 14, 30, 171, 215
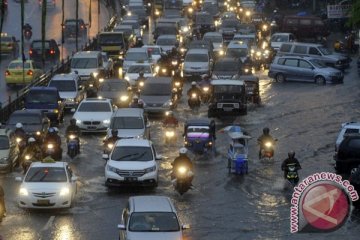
348, 0, 360, 27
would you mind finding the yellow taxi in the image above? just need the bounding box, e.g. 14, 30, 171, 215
0, 32, 19, 56
5, 59, 43, 87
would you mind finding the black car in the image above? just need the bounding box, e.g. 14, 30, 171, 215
62, 19, 87, 40
97, 79, 132, 108
153, 23, 179, 42
350, 167, 360, 208
219, 19, 240, 44
212, 58, 242, 79
335, 134, 360, 173
194, 12, 215, 36
29, 39, 60, 63
5, 109, 50, 142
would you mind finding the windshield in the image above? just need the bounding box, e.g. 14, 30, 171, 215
123, 21, 140, 28
99, 82, 127, 91
77, 102, 111, 112
155, 27, 178, 35
318, 47, 332, 55
196, 14, 212, 24
142, 84, 172, 95
156, 38, 177, 45
271, 35, 288, 42
8, 114, 41, 125
214, 85, 243, 93
125, 52, 148, 61
25, 167, 67, 182
238, 24, 256, 34
27, 91, 58, 104
214, 62, 238, 71
309, 59, 326, 68
185, 53, 208, 62
0, 136, 9, 150
187, 126, 209, 138
128, 65, 152, 73
9, 62, 31, 69
110, 117, 144, 129
203, 35, 222, 43
71, 58, 98, 69
129, 212, 180, 232
222, 20, 238, 28
164, 0, 182, 9
227, 48, 248, 58
99, 34, 124, 45
146, 47, 161, 55
49, 80, 76, 92
111, 146, 153, 161
32, 42, 50, 49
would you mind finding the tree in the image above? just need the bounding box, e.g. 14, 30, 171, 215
348, 0, 360, 28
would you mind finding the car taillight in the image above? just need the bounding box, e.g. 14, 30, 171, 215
29, 49, 33, 55
50, 49, 55, 54
5, 70, 10, 76
27, 70, 33, 76
80, 25, 84, 29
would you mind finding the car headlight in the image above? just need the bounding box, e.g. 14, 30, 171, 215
0, 157, 8, 163
19, 187, 28, 196
76, 119, 81, 124
163, 100, 173, 107
107, 165, 117, 173
66, 98, 75, 102
60, 187, 70, 196
125, 76, 130, 81
120, 95, 129, 102
145, 165, 156, 173
103, 119, 110, 124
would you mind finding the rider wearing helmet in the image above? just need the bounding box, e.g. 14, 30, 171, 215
43, 127, 62, 159
163, 111, 179, 127
106, 129, 120, 143
14, 122, 27, 139
23, 23, 32, 31
135, 71, 146, 92
171, 148, 194, 180
21, 137, 43, 173
187, 81, 202, 98
129, 95, 144, 108
281, 151, 301, 178
66, 118, 81, 137
257, 127, 276, 158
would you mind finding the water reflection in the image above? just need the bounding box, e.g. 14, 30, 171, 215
54, 224, 74, 240
4, 227, 37, 240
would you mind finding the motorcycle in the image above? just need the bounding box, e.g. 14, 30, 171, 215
44, 142, 62, 161
259, 139, 277, 160
163, 122, 177, 144
24, 29, 32, 40
15, 136, 27, 155
173, 165, 193, 195
103, 138, 117, 155
188, 92, 201, 110
201, 85, 211, 104
22, 154, 33, 174
286, 163, 299, 187
67, 133, 80, 159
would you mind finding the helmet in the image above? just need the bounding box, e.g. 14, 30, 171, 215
191, 81, 196, 86
263, 127, 270, 135
288, 151, 295, 159
179, 147, 187, 155
70, 118, 76, 125
28, 137, 36, 143
111, 129, 118, 137
48, 127, 55, 133
139, 71, 144, 77
53, 127, 59, 133
16, 123, 23, 128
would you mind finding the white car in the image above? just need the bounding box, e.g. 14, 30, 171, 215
122, 48, 151, 72
183, 49, 212, 77
72, 98, 115, 133
142, 45, 163, 63
101, 52, 114, 77
335, 122, 360, 152
156, 35, 178, 52
124, 63, 155, 85
103, 139, 161, 188
16, 161, 77, 209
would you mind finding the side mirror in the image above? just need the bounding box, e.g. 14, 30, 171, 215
71, 176, 78, 182
146, 122, 151, 128
117, 224, 126, 230
155, 154, 162, 160
102, 154, 109, 160
71, 108, 76, 113
182, 224, 190, 230
15, 177, 22, 182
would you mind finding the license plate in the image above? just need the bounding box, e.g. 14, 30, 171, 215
224, 108, 233, 112
125, 177, 138, 182
87, 126, 96, 129
37, 199, 50, 205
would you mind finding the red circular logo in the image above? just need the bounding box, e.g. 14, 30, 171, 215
301, 182, 350, 231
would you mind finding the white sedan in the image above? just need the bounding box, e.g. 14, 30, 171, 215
16, 161, 77, 209
124, 63, 155, 86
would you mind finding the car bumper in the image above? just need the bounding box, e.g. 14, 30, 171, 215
105, 171, 158, 187
183, 70, 209, 77
144, 106, 171, 114
5, 75, 34, 84
326, 75, 344, 84
77, 122, 109, 132
18, 195, 72, 209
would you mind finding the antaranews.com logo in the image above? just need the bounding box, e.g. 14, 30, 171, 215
290, 172, 359, 233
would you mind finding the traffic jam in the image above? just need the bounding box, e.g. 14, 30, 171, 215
1, 0, 360, 239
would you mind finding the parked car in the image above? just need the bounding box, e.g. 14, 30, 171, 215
5, 59, 43, 87
97, 79, 132, 108
0, 32, 19, 57
268, 56, 344, 84
29, 39, 60, 63
103, 139, 160, 188
118, 196, 190, 240
335, 134, 360, 173
335, 122, 360, 152
0, 128, 20, 173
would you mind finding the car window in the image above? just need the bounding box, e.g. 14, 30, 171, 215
49, 80, 76, 92
298, 60, 312, 69
277, 58, 286, 65
141, 83, 172, 95
293, 45, 307, 54
226, 48, 248, 58
32, 41, 50, 49
25, 167, 67, 182
214, 61, 238, 71
146, 47, 161, 55
203, 35, 222, 43
9, 62, 30, 69
185, 53, 209, 62
8, 114, 41, 125
99, 82, 127, 91
77, 102, 111, 112
299, 19, 311, 25
0, 136, 10, 150
111, 146, 153, 161
27, 91, 58, 103
127, 65, 152, 73
284, 59, 298, 67
99, 33, 124, 46
345, 129, 360, 134
125, 52, 148, 61
348, 139, 360, 149
71, 58, 98, 69
129, 212, 180, 232
110, 117, 144, 129
309, 47, 321, 55
156, 38, 177, 45
279, 44, 292, 53
289, 34, 295, 41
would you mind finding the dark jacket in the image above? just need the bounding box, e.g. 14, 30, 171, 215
66, 125, 81, 136
257, 134, 275, 146
187, 87, 202, 98
281, 157, 301, 171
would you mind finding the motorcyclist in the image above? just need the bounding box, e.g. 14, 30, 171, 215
257, 127, 276, 159
65, 118, 81, 153
103, 129, 120, 153
129, 96, 144, 108
134, 71, 146, 92
163, 111, 179, 127
281, 151, 301, 179
0, 184, 6, 220
187, 81, 202, 99
43, 127, 62, 158
86, 83, 98, 98
171, 148, 194, 181
23, 23, 32, 32
199, 74, 211, 87
21, 137, 43, 173
334, 40, 342, 51
14, 123, 27, 138
168, 45, 180, 60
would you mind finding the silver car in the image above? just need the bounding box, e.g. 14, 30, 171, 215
268, 56, 343, 84
183, 49, 212, 77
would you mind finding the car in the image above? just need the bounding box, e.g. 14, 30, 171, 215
62, 18, 87, 41
203, 32, 224, 58
113, 24, 137, 48
72, 98, 115, 133
106, 108, 150, 139
39, 0, 56, 8
29, 39, 60, 63
70, 51, 103, 83
118, 195, 190, 240
188, 40, 214, 58
201, 1, 220, 19
48, 73, 86, 110
153, 23, 179, 43
124, 63, 155, 85
101, 52, 114, 77
194, 12, 215, 35
335, 122, 360, 152
0, 32, 19, 57
270, 32, 296, 51
5, 59, 43, 87
121, 19, 143, 41
103, 139, 160, 187
142, 45, 163, 63
183, 49, 212, 78
140, 77, 178, 114
122, 48, 151, 72
268, 56, 344, 84
335, 134, 360, 173
226, 40, 250, 63
156, 35, 178, 52
5, 109, 50, 141
16, 160, 78, 209
212, 57, 242, 79
219, 18, 241, 44
97, 79, 132, 108
0, 128, 20, 173
98, 32, 127, 61
126, 3, 148, 26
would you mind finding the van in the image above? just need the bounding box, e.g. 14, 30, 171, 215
98, 32, 126, 60
25, 87, 65, 124
270, 33, 296, 51
70, 51, 103, 82
106, 108, 150, 140
277, 42, 350, 70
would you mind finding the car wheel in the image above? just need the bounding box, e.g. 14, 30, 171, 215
315, 76, 325, 85
276, 73, 285, 82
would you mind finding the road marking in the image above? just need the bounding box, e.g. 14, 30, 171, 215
41, 216, 55, 232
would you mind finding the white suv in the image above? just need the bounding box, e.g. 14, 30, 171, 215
103, 139, 160, 188
335, 122, 360, 152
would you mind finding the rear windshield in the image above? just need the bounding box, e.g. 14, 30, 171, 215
214, 61, 238, 71
71, 58, 98, 69
125, 52, 148, 61
142, 83, 172, 95
27, 90, 58, 103
99, 82, 128, 91
49, 80, 76, 92
157, 38, 177, 45
32, 42, 50, 49
9, 62, 31, 69
185, 53, 208, 62
110, 117, 144, 129
99, 34, 124, 45
128, 65, 152, 73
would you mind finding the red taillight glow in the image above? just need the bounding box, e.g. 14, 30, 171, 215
29, 49, 33, 55
50, 49, 55, 54
5, 70, 10, 76
27, 70, 33, 76
80, 25, 84, 29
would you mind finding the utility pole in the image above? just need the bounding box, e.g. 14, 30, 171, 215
0, 1, 5, 63
41, 0, 47, 68
21, 0, 25, 83
76, 0, 79, 52
61, 0, 64, 61
98, 0, 100, 33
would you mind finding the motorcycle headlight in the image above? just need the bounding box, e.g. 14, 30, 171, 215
103, 119, 110, 125
165, 130, 175, 137
19, 187, 28, 196
180, 48, 186, 53
120, 95, 129, 102
107, 143, 114, 149
145, 165, 156, 173
161, 68, 167, 73
262, 24, 268, 31
92, 72, 99, 78
163, 100, 173, 107
69, 134, 76, 140
177, 166, 187, 175
60, 187, 70, 196
47, 144, 54, 149
245, 10, 251, 16
16, 138, 22, 143
124, 76, 130, 81
139, 81, 144, 87
191, 93, 197, 98
99, 78, 104, 83
171, 60, 178, 66
155, 66, 160, 73
203, 87, 209, 92
265, 142, 272, 148
256, 51, 261, 57
53, 109, 59, 113
175, 81, 181, 87
187, 8, 193, 14
25, 155, 31, 160
219, 50, 224, 56
36, 131, 41, 136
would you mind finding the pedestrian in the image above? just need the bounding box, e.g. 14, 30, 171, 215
0, 184, 6, 219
